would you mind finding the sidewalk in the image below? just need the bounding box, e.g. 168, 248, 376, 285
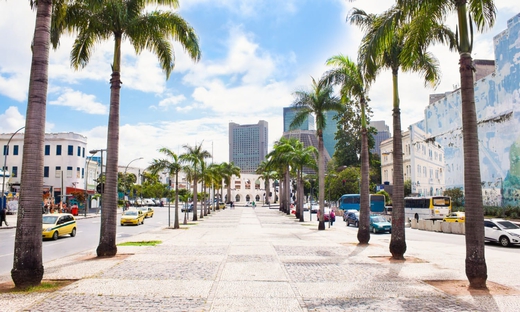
1, 207, 519, 311
1, 209, 100, 229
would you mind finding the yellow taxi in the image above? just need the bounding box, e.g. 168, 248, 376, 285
138, 206, 154, 218
121, 209, 145, 226
443, 211, 465, 223
42, 213, 77, 240
218, 202, 226, 210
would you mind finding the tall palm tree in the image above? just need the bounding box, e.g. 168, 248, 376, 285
291, 77, 343, 230
290, 143, 318, 222
323, 54, 371, 243
397, 0, 495, 289
53, 0, 200, 257
267, 137, 295, 214
207, 163, 223, 210
11, 0, 63, 288
348, 6, 454, 256
148, 148, 182, 229
181, 143, 211, 221
220, 162, 241, 204
256, 160, 276, 206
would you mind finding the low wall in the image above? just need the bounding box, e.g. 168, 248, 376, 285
410, 219, 465, 235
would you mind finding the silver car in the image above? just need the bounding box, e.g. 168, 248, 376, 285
484, 218, 520, 247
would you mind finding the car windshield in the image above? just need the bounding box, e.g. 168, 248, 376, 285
371, 216, 387, 222
42, 216, 58, 224
497, 221, 520, 230
124, 211, 138, 216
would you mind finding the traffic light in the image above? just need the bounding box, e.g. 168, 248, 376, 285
96, 183, 104, 194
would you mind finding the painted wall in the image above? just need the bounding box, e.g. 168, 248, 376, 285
418, 13, 520, 206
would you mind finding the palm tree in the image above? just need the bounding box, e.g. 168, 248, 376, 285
148, 148, 182, 229
220, 162, 241, 205
11, 0, 62, 288
290, 142, 318, 222
291, 77, 343, 230
396, 0, 495, 290
256, 160, 276, 207
181, 143, 211, 221
267, 137, 295, 214
53, 0, 200, 257
323, 55, 371, 243
348, 6, 454, 255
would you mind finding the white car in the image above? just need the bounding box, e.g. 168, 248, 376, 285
484, 218, 520, 247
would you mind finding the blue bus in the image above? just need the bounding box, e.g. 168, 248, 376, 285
338, 194, 386, 213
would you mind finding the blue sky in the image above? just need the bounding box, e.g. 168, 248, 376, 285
1, 0, 519, 168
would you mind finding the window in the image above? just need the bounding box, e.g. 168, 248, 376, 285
82, 147, 85, 158
68, 145, 73, 156
417, 165, 421, 177
67, 166, 73, 178
56, 145, 62, 156
45, 145, 50, 156
77, 146, 81, 156
12, 166, 18, 177
55, 166, 61, 178
3, 145, 7, 156
77, 167, 80, 178
44, 166, 49, 178
82, 168, 85, 179
13, 145, 19, 155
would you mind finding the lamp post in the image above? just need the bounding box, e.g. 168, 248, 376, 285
89, 149, 106, 209
1, 126, 24, 209
84, 157, 94, 217
124, 157, 143, 202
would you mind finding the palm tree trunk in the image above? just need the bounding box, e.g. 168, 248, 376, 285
11, 0, 52, 287
318, 134, 325, 230
285, 169, 290, 215
389, 71, 406, 260
357, 108, 371, 243
192, 177, 198, 221
460, 53, 487, 288
174, 173, 179, 229
299, 171, 305, 222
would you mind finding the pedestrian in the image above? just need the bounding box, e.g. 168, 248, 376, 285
0, 205, 8, 226
252, 201, 256, 209
330, 209, 336, 226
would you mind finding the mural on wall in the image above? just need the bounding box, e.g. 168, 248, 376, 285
414, 13, 520, 207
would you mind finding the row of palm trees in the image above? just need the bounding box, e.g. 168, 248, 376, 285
260, 0, 495, 290
147, 143, 241, 229
13, 0, 201, 288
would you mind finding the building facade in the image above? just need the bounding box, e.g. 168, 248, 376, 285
283, 107, 315, 132
411, 12, 520, 206
282, 130, 330, 174
322, 110, 338, 159
380, 125, 446, 197
229, 120, 268, 174
1, 132, 90, 205
370, 120, 391, 155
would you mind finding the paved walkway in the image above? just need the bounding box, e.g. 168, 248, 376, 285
1, 207, 519, 311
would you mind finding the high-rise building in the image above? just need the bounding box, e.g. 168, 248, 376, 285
370, 120, 392, 155
322, 110, 338, 159
229, 120, 268, 173
283, 107, 315, 132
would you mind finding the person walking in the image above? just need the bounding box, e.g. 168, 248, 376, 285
0, 205, 8, 226
330, 209, 335, 226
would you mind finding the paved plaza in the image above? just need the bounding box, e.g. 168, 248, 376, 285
1, 207, 519, 311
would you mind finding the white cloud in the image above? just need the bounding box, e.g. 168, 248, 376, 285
49, 88, 108, 115
156, 94, 187, 110
0, 106, 25, 133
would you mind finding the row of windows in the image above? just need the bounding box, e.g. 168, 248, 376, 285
3, 145, 85, 157
2, 166, 84, 179
1, 166, 18, 177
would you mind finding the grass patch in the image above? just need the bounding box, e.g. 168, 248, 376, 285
0, 279, 77, 294
117, 240, 162, 246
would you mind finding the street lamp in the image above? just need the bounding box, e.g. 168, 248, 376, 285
2, 126, 25, 209
89, 149, 106, 209
124, 157, 143, 203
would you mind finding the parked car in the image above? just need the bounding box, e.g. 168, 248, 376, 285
484, 218, 520, 247
310, 202, 319, 214
443, 211, 465, 223
181, 203, 194, 212
120, 209, 145, 226
218, 202, 226, 210
42, 213, 77, 240
369, 215, 392, 234
344, 211, 360, 227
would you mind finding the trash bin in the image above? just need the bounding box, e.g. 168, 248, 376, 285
71, 206, 79, 216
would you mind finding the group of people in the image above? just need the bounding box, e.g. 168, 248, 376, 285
42, 202, 72, 214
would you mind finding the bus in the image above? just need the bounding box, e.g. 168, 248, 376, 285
404, 196, 451, 222
338, 194, 386, 213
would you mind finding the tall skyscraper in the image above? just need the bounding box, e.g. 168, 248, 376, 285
370, 120, 391, 155
229, 120, 268, 173
283, 107, 315, 132
322, 110, 338, 159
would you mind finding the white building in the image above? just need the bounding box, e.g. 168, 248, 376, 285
380, 125, 446, 197
1, 132, 91, 204
225, 173, 271, 204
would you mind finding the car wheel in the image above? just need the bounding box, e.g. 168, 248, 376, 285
499, 236, 510, 247
141, 219, 144, 225
355, 221, 359, 228
52, 231, 59, 240
70, 227, 76, 237
372, 227, 377, 234
388, 229, 392, 234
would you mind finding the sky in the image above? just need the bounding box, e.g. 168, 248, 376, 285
1, 0, 520, 169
